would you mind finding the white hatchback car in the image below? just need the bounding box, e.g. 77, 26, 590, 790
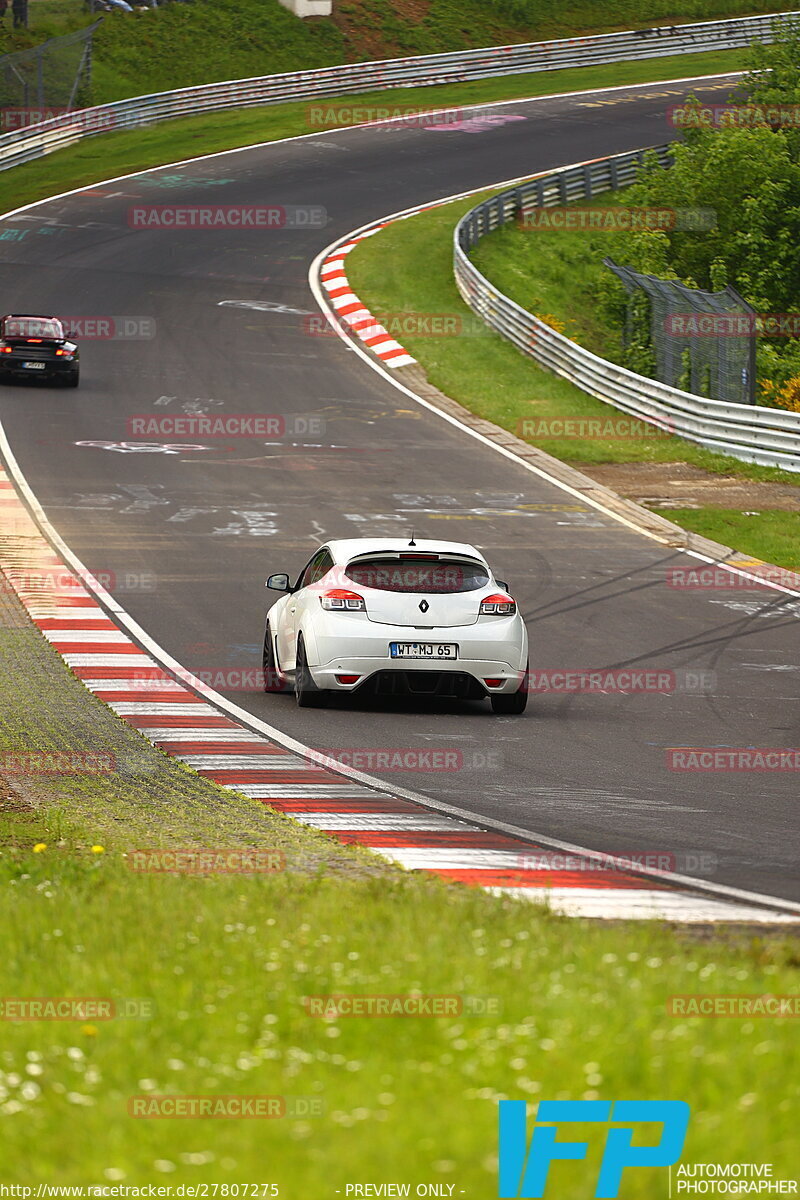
262, 538, 528, 714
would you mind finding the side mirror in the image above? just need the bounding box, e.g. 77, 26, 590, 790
265, 572, 290, 592
496, 579, 509, 591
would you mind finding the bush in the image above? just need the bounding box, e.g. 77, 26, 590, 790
590, 25, 800, 405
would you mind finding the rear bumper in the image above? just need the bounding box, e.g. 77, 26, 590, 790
0, 359, 76, 381
313, 661, 523, 696
307, 618, 527, 695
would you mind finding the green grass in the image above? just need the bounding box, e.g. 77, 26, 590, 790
1, 0, 87, 44
2, 801, 798, 1187
2, 0, 796, 98
88, 0, 790, 106
1, 495, 799, 1185
664, 508, 800, 568
481, 0, 796, 28
470, 191, 623, 360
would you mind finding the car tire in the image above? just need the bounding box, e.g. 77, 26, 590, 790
65, 370, 79, 388
295, 635, 325, 708
262, 624, 284, 693
490, 662, 528, 715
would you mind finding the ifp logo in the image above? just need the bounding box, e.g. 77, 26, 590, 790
499, 1100, 690, 1198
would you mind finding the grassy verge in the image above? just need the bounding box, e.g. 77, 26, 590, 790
0, 48, 751, 214
2, 802, 799, 1186
2, 0, 796, 98
1, 509, 799, 1184
470, 191, 622, 360
345, 191, 800, 567
0, 582, 390, 865
663, 509, 800, 568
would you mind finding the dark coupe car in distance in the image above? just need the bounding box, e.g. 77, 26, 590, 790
0, 314, 79, 387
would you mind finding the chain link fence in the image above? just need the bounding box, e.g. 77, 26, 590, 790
0, 21, 100, 127
604, 259, 757, 406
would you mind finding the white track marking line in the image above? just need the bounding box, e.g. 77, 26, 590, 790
285, 813, 472, 830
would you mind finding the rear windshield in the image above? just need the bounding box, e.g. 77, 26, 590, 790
345, 556, 489, 594
3, 317, 63, 340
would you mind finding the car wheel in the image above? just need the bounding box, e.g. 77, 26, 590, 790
65, 370, 79, 388
262, 624, 284, 693
295, 635, 325, 708
490, 662, 528, 715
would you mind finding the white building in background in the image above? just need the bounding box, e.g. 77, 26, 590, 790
277, 0, 332, 15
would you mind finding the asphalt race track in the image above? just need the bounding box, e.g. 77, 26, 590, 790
1, 74, 798, 904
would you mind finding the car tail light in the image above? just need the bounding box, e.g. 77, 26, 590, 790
336, 674, 360, 685
321, 589, 365, 612
55, 348, 74, 357
483, 678, 503, 688
26, 338, 43, 343
480, 592, 516, 615
0, 345, 10, 354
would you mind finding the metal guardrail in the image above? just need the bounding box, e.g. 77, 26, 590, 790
0, 10, 796, 174
453, 146, 800, 473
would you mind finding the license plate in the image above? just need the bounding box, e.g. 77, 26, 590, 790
390, 642, 458, 660
22, 361, 46, 370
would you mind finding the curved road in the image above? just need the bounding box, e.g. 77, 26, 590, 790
1, 75, 799, 902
